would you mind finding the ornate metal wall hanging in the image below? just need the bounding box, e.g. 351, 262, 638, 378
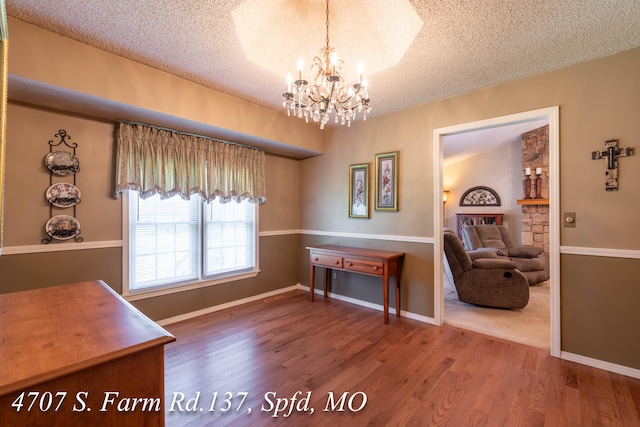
591, 138, 634, 191
42, 129, 83, 243
459, 186, 501, 206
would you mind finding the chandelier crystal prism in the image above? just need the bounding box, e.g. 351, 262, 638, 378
282, 0, 371, 129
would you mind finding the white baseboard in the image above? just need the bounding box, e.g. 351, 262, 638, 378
157, 282, 436, 327
560, 351, 640, 380
156, 284, 299, 326
295, 284, 437, 325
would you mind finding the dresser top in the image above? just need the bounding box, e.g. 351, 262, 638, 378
0, 280, 175, 395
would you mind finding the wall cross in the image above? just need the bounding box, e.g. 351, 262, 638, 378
591, 139, 634, 191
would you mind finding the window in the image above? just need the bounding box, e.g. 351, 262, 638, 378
125, 191, 258, 296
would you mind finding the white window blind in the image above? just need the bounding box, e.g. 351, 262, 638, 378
205, 199, 256, 277
127, 192, 257, 293
129, 194, 200, 290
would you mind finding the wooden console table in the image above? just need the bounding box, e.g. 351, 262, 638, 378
0, 280, 175, 426
307, 245, 405, 324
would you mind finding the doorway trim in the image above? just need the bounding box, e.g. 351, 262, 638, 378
433, 106, 560, 357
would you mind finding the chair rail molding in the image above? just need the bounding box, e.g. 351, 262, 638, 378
1, 240, 122, 254
560, 246, 640, 259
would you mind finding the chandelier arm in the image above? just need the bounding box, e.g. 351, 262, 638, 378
299, 95, 323, 111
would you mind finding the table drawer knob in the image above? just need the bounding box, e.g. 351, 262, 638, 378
314, 257, 319, 261
347, 262, 353, 266
335, 260, 341, 264
373, 266, 379, 271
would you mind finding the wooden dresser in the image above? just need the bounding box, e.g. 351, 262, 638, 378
0, 280, 175, 426
307, 245, 405, 324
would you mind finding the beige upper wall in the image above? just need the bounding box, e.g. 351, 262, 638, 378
5, 103, 120, 245
11, 15, 639, 249
4, 101, 299, 247
260, 155, 301, 232
303, 47, 640, 250
7, 18, 325, 159
444, 141, 522, 240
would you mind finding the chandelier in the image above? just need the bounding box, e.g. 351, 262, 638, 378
282, 0, 371, 129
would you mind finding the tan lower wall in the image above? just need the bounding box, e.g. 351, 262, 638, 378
0, 247, 122, 294
0, 235, 300, 322
561, 254, 640, 370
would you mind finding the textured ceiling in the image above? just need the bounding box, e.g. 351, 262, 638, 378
6, 0, 640, 122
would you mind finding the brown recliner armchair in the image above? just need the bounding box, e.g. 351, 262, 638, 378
443, 229, 529, 309
461, 225, 549, 285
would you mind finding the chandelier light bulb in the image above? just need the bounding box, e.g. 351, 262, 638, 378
330, 52, 338, 75
297, 58, 304, 81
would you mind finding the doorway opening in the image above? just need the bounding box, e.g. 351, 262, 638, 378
433, 107, 560, 357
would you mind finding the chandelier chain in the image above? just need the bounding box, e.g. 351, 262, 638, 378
325, 0, 330, 51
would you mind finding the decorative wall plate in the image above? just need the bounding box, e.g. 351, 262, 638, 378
46, 182, 82, 207
45, 215, 81, 240
45, 151, 80, 176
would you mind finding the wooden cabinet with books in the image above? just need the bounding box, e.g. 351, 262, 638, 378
456, 213, 503, 237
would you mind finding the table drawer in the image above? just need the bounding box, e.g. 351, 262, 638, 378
311, 254, 343, 268
344, 258, 384, 275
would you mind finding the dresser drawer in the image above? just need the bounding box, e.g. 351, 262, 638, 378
311, 254, 343, 268
344, 258, 384, 275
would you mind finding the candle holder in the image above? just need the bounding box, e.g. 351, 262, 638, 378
535, 170, 543, 199
523, 178, 532, 199
530, 176, 537, 199
523, 168, 532, 199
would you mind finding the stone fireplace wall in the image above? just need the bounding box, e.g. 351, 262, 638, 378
521, 125, 549, 253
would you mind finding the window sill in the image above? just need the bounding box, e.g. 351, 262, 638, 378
123, 270, 260, 302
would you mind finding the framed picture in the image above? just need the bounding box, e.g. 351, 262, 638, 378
375, 151, 398, 211
349, 163, 370, 218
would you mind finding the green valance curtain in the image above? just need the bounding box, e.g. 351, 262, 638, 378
113, 121, 266, 204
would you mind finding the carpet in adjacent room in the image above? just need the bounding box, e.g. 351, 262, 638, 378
444, 277, 550, 349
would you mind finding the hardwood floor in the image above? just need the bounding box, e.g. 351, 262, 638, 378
163, 290, 640, 426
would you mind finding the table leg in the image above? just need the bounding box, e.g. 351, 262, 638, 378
310, 264, 315, 302
383, 273, 390, 325
323, 269, 329, 298
396, 272, 402, 317
396, 259, 402, 317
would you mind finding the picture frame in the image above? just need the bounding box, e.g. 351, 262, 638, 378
349, 163, 370, 218
375, 151, 398, 211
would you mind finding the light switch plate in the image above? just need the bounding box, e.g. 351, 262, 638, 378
564, 212, 576, 227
